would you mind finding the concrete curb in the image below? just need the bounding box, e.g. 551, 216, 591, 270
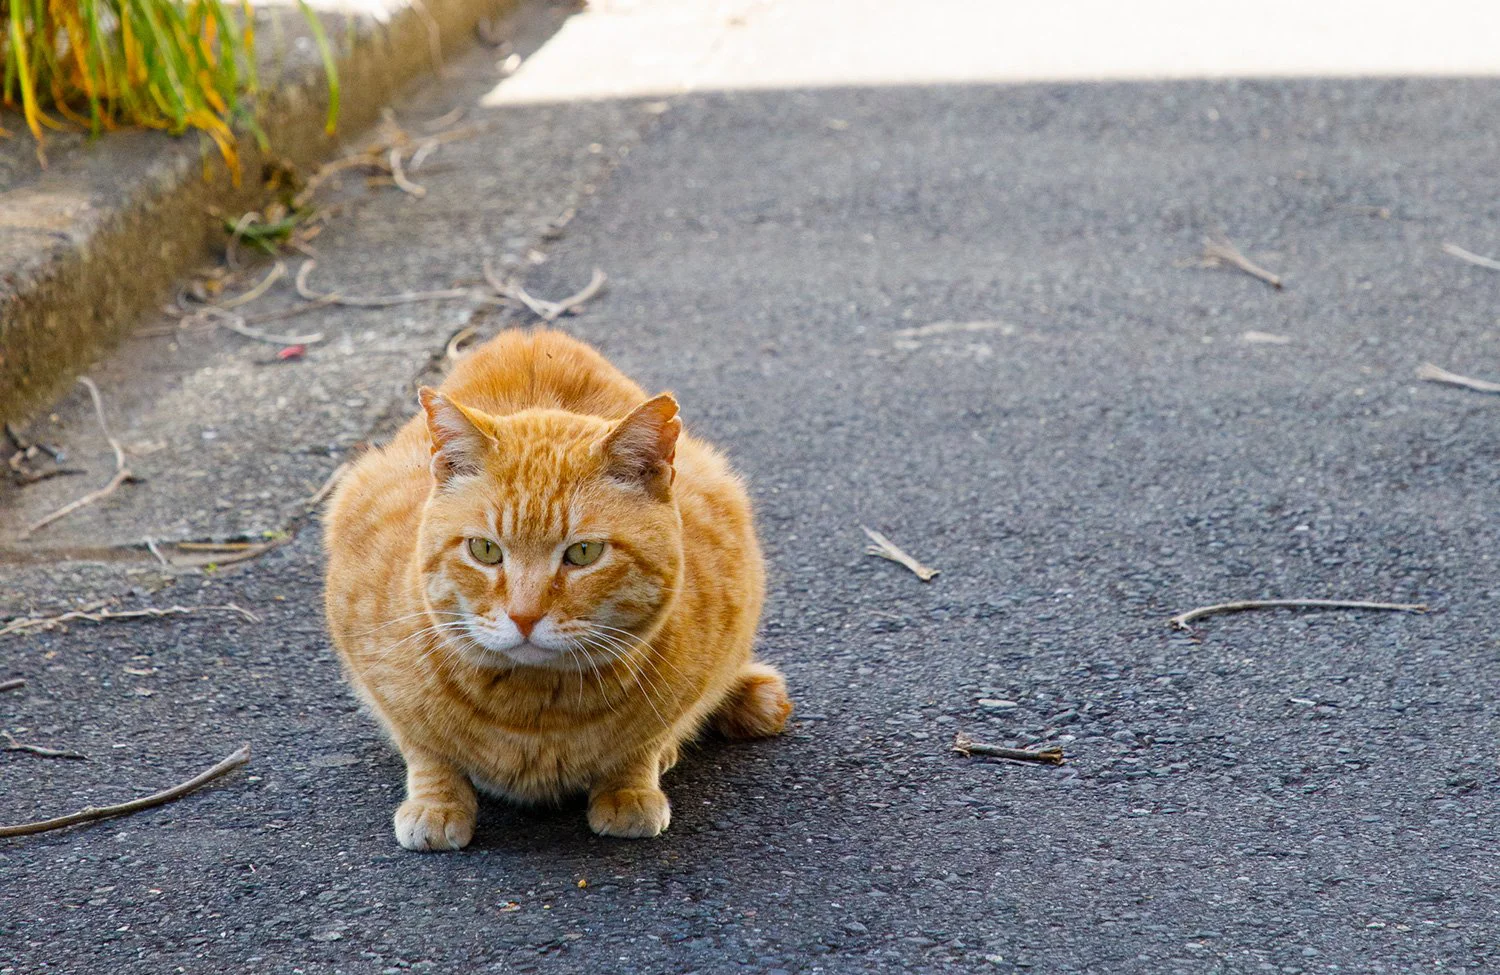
0, 0, 523, 427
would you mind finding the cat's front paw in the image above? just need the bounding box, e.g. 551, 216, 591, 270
394, 798, 476, 851
588, 787, 671, 838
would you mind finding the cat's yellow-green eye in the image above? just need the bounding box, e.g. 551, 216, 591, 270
564, 540, 606, 567
467, 537, 502, 565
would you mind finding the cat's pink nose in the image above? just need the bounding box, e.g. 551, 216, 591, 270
508, 612, 541, 638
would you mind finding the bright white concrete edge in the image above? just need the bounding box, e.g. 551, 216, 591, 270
487, 0, 1500, 106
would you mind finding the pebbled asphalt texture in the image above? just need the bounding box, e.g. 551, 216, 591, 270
3, 19, 1499, 975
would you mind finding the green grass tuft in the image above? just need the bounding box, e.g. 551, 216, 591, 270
0, 0, 338, 178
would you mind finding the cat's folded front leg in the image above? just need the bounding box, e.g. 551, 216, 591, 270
393, 749, 478, 852
587, 748, 673, 839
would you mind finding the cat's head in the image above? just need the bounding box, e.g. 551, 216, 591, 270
413, 388, 684, 670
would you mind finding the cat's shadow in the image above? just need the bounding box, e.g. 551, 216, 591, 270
463, 733, 751, 854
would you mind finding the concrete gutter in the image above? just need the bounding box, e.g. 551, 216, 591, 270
0, 0, 523, 427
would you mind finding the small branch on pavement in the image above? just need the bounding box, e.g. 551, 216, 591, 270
1441, 242, 1500, 272
2, 731, 87, 761
143, 538, 171, 567
0, 743, 251, 838
1196, 236, 1283, 289
423, 106, 465, 131
547, 269, 608, 319
23, 379, 134, 537
5, 424, 80, 486
1416, 362, 1500, 395
1241, 330, 1292, 345
215, 262, 287, 311
169, 539, 289, 567
0, 678, 25, 693
445, 325, 479, 361
1169, 599, 1428, 631
0, 603, 260, 639
224, 211, 262, 270
484, 262, 608, 321
484, 260, 550, 318
233, 295, 339, 330
12, 467, 85, 486
409, 139, 440, 172
861, 525, 940, 581
305, 462, 352, 509
952, 733, 1065, 766
388, 147, 427, 198
296, 260, 474, 309
197, 306, 325, 347
294, 155, 382, 209
292, 118, 486, 210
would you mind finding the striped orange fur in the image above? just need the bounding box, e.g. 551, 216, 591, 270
323, 329, 791, 850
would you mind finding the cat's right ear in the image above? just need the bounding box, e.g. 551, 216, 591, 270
419, 387, 493, 484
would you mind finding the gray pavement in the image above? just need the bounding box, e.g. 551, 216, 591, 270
0, 0, 530, 428
3, 2, 1499, 973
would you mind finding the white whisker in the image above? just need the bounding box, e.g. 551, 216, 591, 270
588, 622, 688, 681
565, 644, 622, 719
353, 610, 467, 638
363, 619, 473, 662
573, 633, 671, 731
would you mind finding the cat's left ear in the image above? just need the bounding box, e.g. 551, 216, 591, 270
419, 387, 494, 484
602, 394, 680, 498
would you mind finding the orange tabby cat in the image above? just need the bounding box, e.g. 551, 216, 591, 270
324, 329, 791, 850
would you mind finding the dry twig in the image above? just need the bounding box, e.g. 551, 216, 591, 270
1441, 242, 1500, 272
1169, 599, 1428, 631
1416, 362, 1500, 395
388, 147, 427, 198
1197, 236, 1283, 289
5, 424, 78, 486
165, 540, 288, 567
0, 603, 259, 638
445, 325, 479, 361
216, 262, 287, 311
409, 139, 440, 172
483, 262, 608, 321
11, 467, 84, 487
224, 211, 261, 270
0, 678, 25, 693
23, 379, 133, 537
296, 260, 473, 309
861, 526, 939, 581
196, 305, 325, 347
233, 295, 340, 330
423, 106, 465, 131
1241, 331, 1291, 345
143, 538, 171, 567
294, 155, 383, 209
305, 462, 352, 508
0, 743, 251, 838
2, 731, 87, 761
952, 733, 1065, 765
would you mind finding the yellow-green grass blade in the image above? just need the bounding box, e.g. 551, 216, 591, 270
297, 0, 337, 134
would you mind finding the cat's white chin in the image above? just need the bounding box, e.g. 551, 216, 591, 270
491, 642, 570, 668
460, 623, 571, 669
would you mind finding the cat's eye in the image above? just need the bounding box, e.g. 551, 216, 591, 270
563, 540, 606, 567
467, 537, 502, 565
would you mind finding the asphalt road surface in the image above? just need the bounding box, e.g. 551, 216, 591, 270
3, 3, 1498, 972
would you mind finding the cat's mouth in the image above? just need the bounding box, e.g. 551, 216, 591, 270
457, 622, 571, 669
